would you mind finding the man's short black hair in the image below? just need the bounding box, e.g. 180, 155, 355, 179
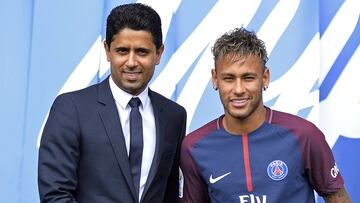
106, 3, 163, 49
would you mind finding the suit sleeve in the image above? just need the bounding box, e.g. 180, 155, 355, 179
38, 94, 79, 203
163, 107, 187, 203
179, 136, 210, 203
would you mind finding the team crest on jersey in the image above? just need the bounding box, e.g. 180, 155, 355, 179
267, 160, 288, 181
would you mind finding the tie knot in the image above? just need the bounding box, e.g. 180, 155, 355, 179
129, 97, 141, 108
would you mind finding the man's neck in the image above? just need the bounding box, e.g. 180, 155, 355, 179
223, 106, 267, 135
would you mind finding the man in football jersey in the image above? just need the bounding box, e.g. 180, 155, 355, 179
180, 27, 351, 203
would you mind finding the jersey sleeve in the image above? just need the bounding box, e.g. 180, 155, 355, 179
300, 122, 344, 196
180, 136, 210, 203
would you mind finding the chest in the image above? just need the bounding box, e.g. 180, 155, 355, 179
192, 128, 308, 202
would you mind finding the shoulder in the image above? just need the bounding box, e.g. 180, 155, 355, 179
59, 82, 101, 100
54, 79, 107, 106
270, 109, 322, 137
269, 109, 330, 157
49, 82, 109, 117
149, 89, 186, 114
183, 117, 220, 150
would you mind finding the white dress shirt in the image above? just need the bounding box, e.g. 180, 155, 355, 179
109, 76, 156, 201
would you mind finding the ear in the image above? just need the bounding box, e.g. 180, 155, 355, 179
211, 68, 218, 90
262, 67, 270, 90
155, 44, 164, 65
103, 40, 111, 62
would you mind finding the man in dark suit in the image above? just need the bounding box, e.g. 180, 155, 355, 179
38, 3, 187, 203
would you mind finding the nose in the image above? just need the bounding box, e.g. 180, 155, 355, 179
126, 52, 137, 67
234, 79, 245, 95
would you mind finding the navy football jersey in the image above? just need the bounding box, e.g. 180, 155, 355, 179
180, 107, 344, 203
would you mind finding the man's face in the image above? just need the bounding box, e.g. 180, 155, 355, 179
105, 28, 163, 95
212, 55, 269, 121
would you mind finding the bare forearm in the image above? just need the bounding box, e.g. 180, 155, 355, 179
323, 188, 351, 203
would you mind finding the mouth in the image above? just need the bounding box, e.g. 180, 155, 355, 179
230, 98, 249, 108
123, 70, 142, 80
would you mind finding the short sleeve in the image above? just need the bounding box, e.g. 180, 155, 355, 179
300, 123, 344, 196
180, 136, 210, 203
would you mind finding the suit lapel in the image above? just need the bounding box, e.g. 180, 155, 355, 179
141, 90, 166, 200
97, 77, 137, 200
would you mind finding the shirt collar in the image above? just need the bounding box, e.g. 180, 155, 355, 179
109, 76, 149, 110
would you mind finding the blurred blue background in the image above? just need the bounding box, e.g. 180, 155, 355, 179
0, 0, 359, 202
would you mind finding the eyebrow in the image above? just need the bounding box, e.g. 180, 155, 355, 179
135, 47, 150, 52
113, 46, 151, 52
114, 46, 128, 51
220, 71, 257, 77
241, 72, 257, 77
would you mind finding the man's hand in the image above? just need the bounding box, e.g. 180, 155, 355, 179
323, 187, 351, 203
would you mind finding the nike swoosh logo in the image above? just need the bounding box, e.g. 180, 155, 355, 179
209, 172, 231, 184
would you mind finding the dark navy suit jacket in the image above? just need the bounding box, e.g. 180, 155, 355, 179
38, 77, 187, 203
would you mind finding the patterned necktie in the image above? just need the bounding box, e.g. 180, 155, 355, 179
128, 97, 143, 198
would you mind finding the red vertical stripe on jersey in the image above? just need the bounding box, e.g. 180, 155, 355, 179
242, 133, 253, 192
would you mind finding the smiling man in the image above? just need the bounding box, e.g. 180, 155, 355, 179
179, 27, 351, 203
38, 3, 187, 203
